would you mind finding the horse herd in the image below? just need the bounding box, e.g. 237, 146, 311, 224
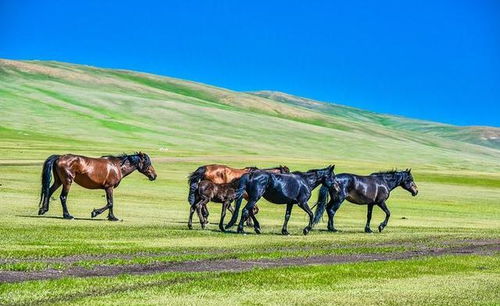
37, 152, 419, 235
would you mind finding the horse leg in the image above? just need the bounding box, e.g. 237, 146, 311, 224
249, 208, 261, 234
237, 200, 258, 234
281, 203, 294, 235
196, 199, 209, 229
298, 202, 314, 235
39, 179, 61, 215
201, 204, 209, 224
219, 200, 231, 232
105, 188, 119, 221
91, 188, 117, 220
60, 183, 73, 219
188, 204, 196, 230
364, 204, 374, 233
227, 203, 235, 215
326, 199, 343, 232
377, 201, 391, 232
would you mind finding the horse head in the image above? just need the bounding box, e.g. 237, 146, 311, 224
400, 169, 418, 196
135, 152, 157, 181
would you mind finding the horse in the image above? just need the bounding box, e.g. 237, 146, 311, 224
38, 152, 157, 220
312, 169, 418, 233
187, 164, 290, 225
188, 179, 241, 231
226, 165, 337, 235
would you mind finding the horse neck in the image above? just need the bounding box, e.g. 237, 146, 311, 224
120, 159, 138, 178
382, 173, 403, 190
300, 172, 322, 189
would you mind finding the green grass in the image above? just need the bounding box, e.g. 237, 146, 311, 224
0, 59, 499, 304
0, 256, 498, 305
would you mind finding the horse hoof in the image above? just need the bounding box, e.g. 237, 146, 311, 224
364, 228, 373, 233
219, 226, 226, 232
303, 228, 310, 235
254, 227, 261, 234
91, 210, 98, 218
281, 230, 290, 236
108, 216, 119, 221
378, 225, 384, 232
38, 208, 47, 216
237, 228, 245, 234
328, 228, 339, 232
63, 214, 74, 220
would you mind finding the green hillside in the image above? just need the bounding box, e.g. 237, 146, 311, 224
1, 59, 499, 174
251, 90, 500, 149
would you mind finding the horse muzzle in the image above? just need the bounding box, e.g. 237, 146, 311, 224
148, 174, 157, 181
411, 189, 418, 196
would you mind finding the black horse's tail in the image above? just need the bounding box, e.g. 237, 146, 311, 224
312, 185, 330, 225
39, 155, 60, 213
188, 166, 206, 206
225, 173, 250, 229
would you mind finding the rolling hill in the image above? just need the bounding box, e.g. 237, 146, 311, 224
0, 58, 499, 174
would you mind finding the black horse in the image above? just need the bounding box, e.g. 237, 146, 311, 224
313, 169, 418, 233
226, 165, 337, 235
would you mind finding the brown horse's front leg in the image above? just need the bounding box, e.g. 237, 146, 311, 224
91, 188, 118, 221
105, 188, 119, 221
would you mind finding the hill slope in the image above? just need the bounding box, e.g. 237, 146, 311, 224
250, 90, 500, 149
0, 59, 499, 173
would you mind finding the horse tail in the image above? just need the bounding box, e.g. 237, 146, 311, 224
188, 166, 206, 206
313, 185, 330, 225
39, 155, 60, 212
225, 173, 250, 229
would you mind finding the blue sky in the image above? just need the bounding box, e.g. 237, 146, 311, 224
1, 0, 499, 126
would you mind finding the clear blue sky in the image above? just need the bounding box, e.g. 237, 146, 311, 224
1, 0, 499, 126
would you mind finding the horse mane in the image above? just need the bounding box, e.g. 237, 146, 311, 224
370, 169, 399, 175
101, 152, 149, 166
370, 169, 410, 176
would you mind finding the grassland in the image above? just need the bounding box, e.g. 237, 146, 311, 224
0, 59, 498, 305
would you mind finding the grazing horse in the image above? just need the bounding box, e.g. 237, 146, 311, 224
312, 169, 418, 233
187, 164, 290, 225
38, 152, 157, 220
188, 179, 241, 231
226, 165, 337, 235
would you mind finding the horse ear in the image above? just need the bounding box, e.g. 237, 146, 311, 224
408, 168, 412, 173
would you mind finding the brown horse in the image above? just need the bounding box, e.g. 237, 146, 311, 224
38, 152, 157, 220
187, 164, 290, 225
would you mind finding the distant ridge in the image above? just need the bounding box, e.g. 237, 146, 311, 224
250, 90, 500, 149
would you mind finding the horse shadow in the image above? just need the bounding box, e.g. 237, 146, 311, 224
16, 215, 109, 221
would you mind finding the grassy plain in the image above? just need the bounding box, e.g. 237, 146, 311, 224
0, 59, 498, 305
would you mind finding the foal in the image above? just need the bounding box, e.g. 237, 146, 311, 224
188, 179, 241, 231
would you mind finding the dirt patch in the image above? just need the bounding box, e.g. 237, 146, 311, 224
1, 238, 490, 265
0, 240, 498, 283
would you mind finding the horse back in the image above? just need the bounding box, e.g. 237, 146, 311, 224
338, 173, 389, 204
56, 154, 121, 189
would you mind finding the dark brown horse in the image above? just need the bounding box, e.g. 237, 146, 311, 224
188, 179, 241, 231
38, 152, 157, 220
187, 164, 290, 224
313, 169, 418, 233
